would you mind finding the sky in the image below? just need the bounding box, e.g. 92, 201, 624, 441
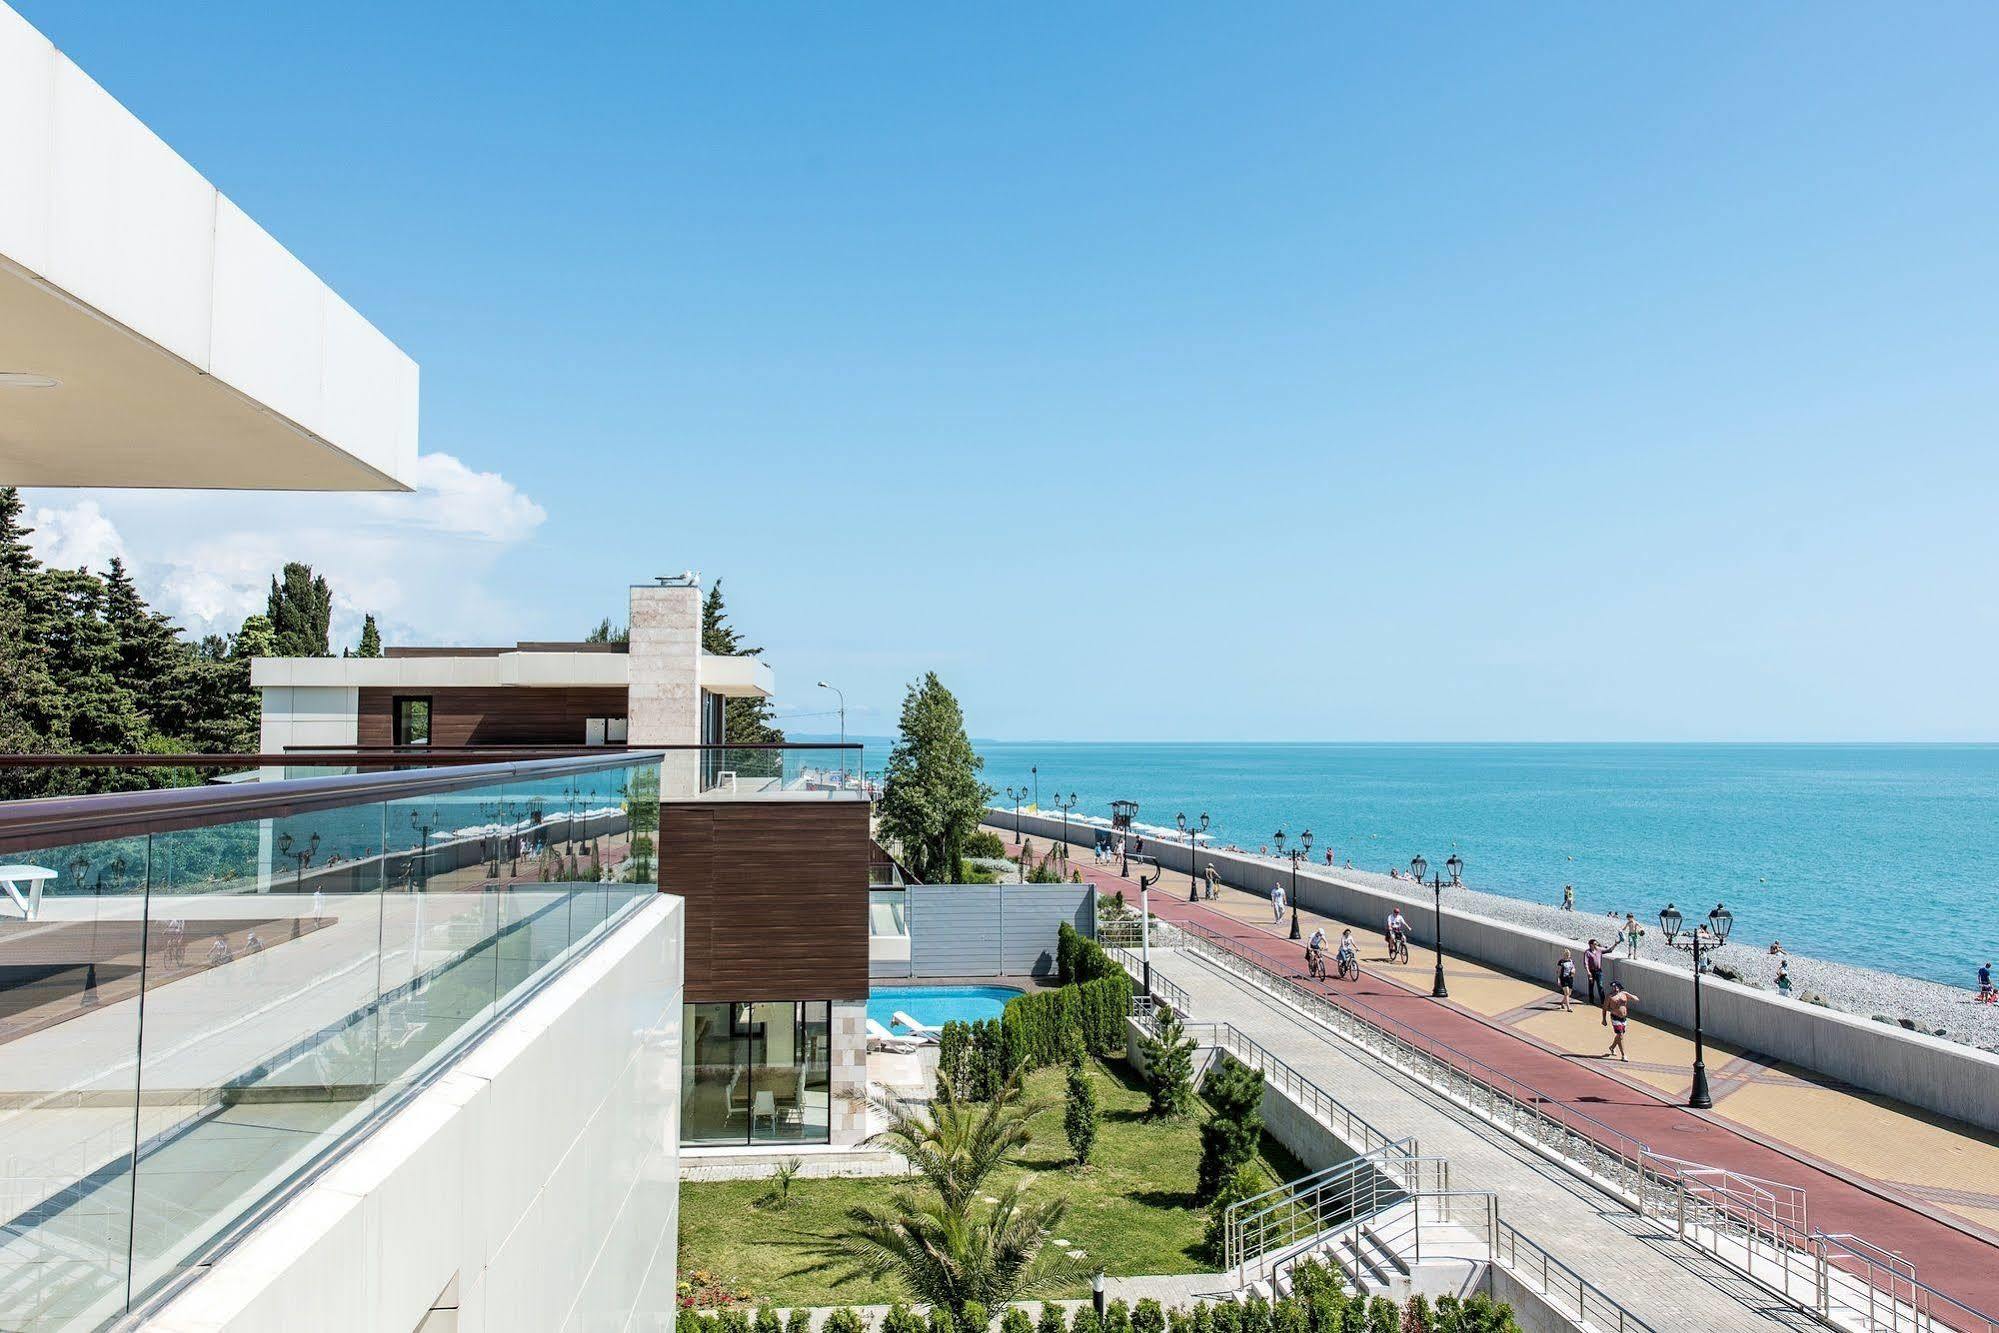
15, 3, 1999, 742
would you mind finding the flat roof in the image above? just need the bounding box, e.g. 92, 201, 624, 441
0, 3, 419, 491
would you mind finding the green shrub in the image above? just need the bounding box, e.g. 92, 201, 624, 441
1366, 1298, 1398, 1333
1001, 1308, 1035, 1333
1307, 1291, 1348, 1333
1002, 972, 1132, 1068
1337, 1301, 1366, 1333
1065, 1062, 1099, 1165
965, 829, 1008, 859
1272, 1299, 1308, 1333
1103, 1300, 1132, 1333
1239, 1296, 1273, 1333
1058, 921, 1081, 983
884, 1306, 926, 1333
1132, 1300, 1165, 1333
824, 1312, 866, 1333
1072, 1308, 1103, 1333
1430, 1297, 1460, 1333
1203, 1161, 1265, 1260
785, 1311, 814, 1333
1208, 1304, 1239, 1333
1197, 1054, 1265, 1201
937, 1021, 970, 1100
754, 1308, 783, 1333
1037, 1304, 1069, 1333
718, 1309, 751, 1333
1402, 1295, 1432, 1333
961, 1300, 991, 1332
931, 1306, 958, 1333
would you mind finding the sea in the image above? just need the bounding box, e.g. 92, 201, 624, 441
841, 740, 1998, 987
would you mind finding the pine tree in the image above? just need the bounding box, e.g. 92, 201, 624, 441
584, 616, 627, 644
266, 562, 333, 657
357, 614, 383, 657
876, 673, 991, 883
1138, 1006, 1197, 1119
699, 579, 785, 743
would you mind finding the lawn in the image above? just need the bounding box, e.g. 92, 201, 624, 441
676, 1056, 1305, 1308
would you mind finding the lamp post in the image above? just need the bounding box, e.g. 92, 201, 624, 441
1659, 901, 1733, 1109
1446, 852, 1463, 886
815, 681, 846, 784
1031, 765, 1038, 811
277, 830, 320, 894
1275, 829, 1312, 940
1005, 785, 1030, 853
1177, 811, 1210, 901
1051, 792, 1078, 869
1133, 854, 1162, 995
1409, 854, 1449, 998
1110, 799, 1139, 877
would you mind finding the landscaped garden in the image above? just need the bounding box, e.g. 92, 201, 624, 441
676, 1055, 1305, 1308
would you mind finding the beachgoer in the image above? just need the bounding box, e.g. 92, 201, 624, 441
1561, 884, 1575, 912
1270, 883, 1286, 923
1769, 940, 1785, 956
1583, 939, 1606, 1007
1980, 962, 1995, 1004
1557, 950, 1576, 1012
1604, 985, 1639, 1060
1325, 849, 1334, 866
1775, 959, 1792, 995
1205, 864, 1218, 900
1623, 913, 1640, 959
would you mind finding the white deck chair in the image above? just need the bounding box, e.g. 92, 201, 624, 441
891, 1011, 944, 1042
867, 1018, 920, 1052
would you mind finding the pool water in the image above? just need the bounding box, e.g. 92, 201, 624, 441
869, 985, 1024, 1033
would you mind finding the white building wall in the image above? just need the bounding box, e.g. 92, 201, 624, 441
257, 685, 360, 753
143, 896, 685, 1333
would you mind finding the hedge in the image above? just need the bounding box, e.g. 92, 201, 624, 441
1002, 970, 1132, 1067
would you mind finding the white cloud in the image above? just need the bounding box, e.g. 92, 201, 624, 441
27, 499, 127, 573
21, 452, 547, 649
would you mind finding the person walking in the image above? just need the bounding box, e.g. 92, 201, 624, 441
1561, 884, 1575, 912
1623, 913, 1641, 959
1557, 949, 1576, 1012
1204, 863, 1218, 900
1604, 983, 1639, 1060
1270, 882, 1286, 924
1979, 961, 1994, 1004
1583, 939, 1606, 1007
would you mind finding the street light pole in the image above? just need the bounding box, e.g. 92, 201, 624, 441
1006, 785, 1029, 852
1051, 792, 1078, 870
815, 681, 846, 784
1661, 902, 1732, 1109
1133, 855, 1161, 996
1110, 800, 1138, 878
1276, 829, 1312, 940
1031, 765, 1038, 811
1177, 811, 1209, 901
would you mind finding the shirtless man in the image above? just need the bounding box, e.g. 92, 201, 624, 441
1603, 983, 1639, 1061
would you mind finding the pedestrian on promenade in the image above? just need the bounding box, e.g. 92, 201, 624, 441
1604, 984, 1638, 1060
1204, 863, 1218, 899
1557, 949, 1576, 1012
1979, 961, 1994, 1004
1270, 882, 1285, 923
1561, 884, 1575, 912
1584, 939, 1606, 1007
1622, 913, 1641, 959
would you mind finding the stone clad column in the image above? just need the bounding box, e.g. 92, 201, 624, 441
627, 578, 702, 797
829, 999, 870, 1144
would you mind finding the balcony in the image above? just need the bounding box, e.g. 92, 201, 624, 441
0, 750, 671, 1329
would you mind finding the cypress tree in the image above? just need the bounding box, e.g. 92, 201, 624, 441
700, 579, 785, 744
266, 562, 333, 657
357, 614, 383, 657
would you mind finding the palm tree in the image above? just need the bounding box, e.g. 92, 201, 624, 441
822, 1072, 1072, 1311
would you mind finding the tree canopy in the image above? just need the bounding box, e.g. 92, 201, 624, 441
266, 562, 333, 657
877, 672, 990, 883
700, 579, 785, 744
0, 488, 377, 797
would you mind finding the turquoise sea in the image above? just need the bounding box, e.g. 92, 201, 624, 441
850, 741, 1998, 987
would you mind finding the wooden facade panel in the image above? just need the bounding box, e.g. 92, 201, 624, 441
356, 686, 630, 748
658, 799, 871, 1003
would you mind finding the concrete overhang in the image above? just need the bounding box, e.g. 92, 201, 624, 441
0, 3, 419, 491
253, 653, 631, 690
697, 654, 775, 698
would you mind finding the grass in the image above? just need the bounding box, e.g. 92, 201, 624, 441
676, 1057, 1305, 1308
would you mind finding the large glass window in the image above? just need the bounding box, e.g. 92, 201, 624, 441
679, 1001, 830, 1146
392, 695, 432, 746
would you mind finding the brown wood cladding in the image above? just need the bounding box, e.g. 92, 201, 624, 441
356, 687, 630, 748
659, 800, 871, 1002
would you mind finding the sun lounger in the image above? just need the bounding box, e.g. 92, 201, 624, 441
867, 1018, 922, 1052
892, 1011, 944, 1040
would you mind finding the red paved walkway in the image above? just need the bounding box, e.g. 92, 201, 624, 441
1025, 840, 1999, 1322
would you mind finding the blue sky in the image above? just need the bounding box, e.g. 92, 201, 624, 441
18, 3, 1999, 741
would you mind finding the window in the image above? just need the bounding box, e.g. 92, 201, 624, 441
680, 1000, 831, 1146
392, 696, 431, 747
584, 716, 629, 746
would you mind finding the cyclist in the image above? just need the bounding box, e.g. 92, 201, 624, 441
1386, 908, 1411, 964
1336, 929, 1360, 982
1305, 925, 1328, 982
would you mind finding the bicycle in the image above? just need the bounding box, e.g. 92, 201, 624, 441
1337, 950, 1360, 982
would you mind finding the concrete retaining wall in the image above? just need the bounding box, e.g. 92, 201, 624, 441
1010, 810, 1999, 1136
1125, 1018, 1357, 1175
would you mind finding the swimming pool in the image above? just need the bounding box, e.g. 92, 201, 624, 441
869, 984, 1024, 1033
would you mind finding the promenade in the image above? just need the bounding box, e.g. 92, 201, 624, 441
993, 828, 1999, 1322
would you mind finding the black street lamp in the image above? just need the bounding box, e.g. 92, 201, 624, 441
1051, 791, 1078, 868
277, 830, 320, 894
1412, 854, 1450, 998
1110, 799, 1139, 877
1177, 811, 1210, 901
1005, 785, 1029, 851
1446, 853, 1463, 886
409, 809, 438, 890
1031, 765, 1039, 811
1660, 901, 1733, 1109
1275, 828, 1312, 940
